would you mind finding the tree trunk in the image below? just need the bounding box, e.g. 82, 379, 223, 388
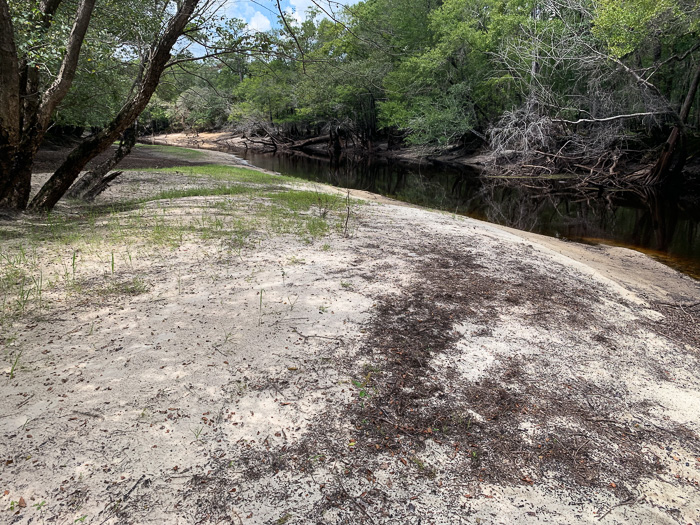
647, 60, 700, 185
67, 124, 136, 200
0, 0, 95, 210
0, 0, 23, 204
81, 171, 123, 201
28, 0, 200, 211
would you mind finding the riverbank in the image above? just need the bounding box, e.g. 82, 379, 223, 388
142, 134, 700, 281
141, 131, 490, 170
1, 146, 699, 524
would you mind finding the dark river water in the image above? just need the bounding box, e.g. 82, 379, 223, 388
229, 148, 700, 279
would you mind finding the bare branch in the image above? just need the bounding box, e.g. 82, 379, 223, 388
642, 42, 700, 81
553, 111, 673, 125
276, 0, 306, 73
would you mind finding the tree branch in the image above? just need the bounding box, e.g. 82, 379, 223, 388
276, 0, 306, 73
642, 42, 700, 81
553, 111, 674, 125
38, 0, 96, 129
29, 0, 203, 211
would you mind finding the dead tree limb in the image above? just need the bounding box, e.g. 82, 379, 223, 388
553, 112, 670, 125
287, 135, 331, 151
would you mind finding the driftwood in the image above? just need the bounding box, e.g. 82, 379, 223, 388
287, 134, 331, 151
239, 133, 334, 154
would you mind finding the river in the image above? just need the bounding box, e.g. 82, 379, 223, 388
226, 148, 700, 279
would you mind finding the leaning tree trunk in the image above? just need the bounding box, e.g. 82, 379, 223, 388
0, 0, 21, 198
28, 0, 200, 212
646, 60, 700, 186
67, 123, 136, 200
0, 0, 94, 210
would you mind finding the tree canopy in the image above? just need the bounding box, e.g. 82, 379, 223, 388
1, 0, 699, 212
171, 0, 698, 186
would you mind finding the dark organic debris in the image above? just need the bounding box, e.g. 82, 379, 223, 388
340, 242, 697, 493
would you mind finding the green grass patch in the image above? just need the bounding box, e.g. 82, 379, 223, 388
134, 143, 207, 161
99, 276, 150, 297
265, 190, 344, 213
254, 189, 351, 240
153, 165, 297, 185
0, 165, 363, 328
152, 185, 257, 201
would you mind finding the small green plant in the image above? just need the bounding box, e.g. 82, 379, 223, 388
192, 426, 205, 440
31, 271, 44, 310
74, 516, 87, 523
410, 456, 436, 478
352, 371, 374, 403
16, 276, 30, 313
287, 295, 298, 311
258, 289, 265, 326
341, 281, 352, 289
110, 252, 115, 274
124, 247, 133, 269
321, 243, 331, 251
411, 457, 426, 470
343, 189, 352, 237
101, 277, 148, 296
9, 350, 22, 379
470, 449, 480, 467
33, 501, 46, 511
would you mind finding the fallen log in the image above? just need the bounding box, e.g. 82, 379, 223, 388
287, 135, 331, 151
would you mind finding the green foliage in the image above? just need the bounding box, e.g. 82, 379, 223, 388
377, 0, 532, 146
15, 0, 695, 153
592, 0, 681, 57
168, 87, 230, 130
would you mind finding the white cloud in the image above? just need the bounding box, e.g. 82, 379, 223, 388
219, 0, 362, 32
286, 0, 359, 23
287, 0, 316, 22
248, 11, 272, 32
222, 0, 256, 19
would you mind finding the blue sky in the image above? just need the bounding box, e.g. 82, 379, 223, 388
221, 0, 358, 32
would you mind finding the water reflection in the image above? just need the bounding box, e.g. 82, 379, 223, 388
231, 148, 700, 279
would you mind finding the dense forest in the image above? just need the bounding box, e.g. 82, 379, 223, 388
1, 0, 699, 212
143, 0, 700, 186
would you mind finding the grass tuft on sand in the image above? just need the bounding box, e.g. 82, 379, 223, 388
0, 164, 357, 334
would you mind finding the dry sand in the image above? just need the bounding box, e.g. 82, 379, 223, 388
1, 148, 699, 524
